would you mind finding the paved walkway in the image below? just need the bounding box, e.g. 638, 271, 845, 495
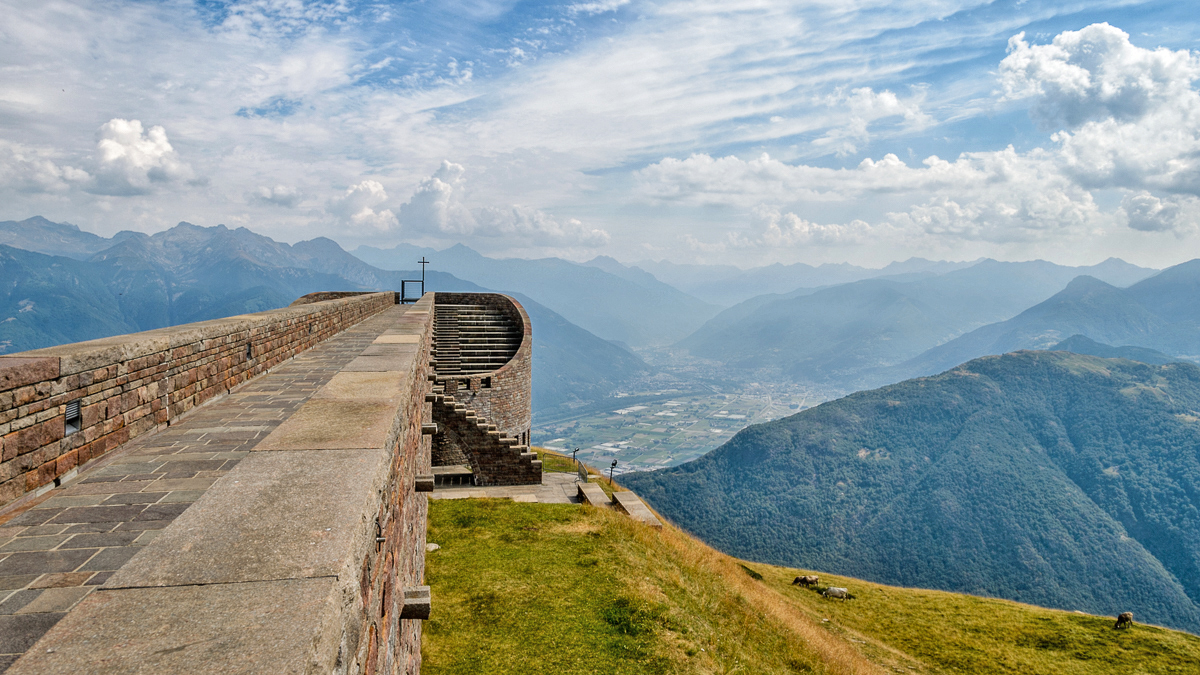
429, 471, 582, 504
0, 307, 408, 672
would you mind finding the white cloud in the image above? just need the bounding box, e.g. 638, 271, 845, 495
1000, 24, 1200, 197
328, 179, 398, 231
814, 87, 930, 156
216, 0, 352, 40
1121, 191, 1197, 235
249, 184, 302, 207
398, 161, 476, 235
1000, 23, 1200, 129
640, 23, 1200, 249
90, 119, 194, 196
568, 0, 631, 16
755, 207, 872, 246
398, 161, 609, 246
0, 142, 90, 194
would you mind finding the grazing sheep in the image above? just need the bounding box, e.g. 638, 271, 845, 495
1114, 612, 1133, 629
823, 587, 850, 599
792, 575, 819, 586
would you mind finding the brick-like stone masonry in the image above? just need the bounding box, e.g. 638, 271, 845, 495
432, 293, 531, 446
0, 293, 395, 511
430, 395, 540, 486
0, 303, 412, 673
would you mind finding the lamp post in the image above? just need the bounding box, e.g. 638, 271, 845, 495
609, 459, 618, 486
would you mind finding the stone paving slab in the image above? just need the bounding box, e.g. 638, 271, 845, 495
577, 482, 612, 508
0, 306, 408, 672
107, 448, 388, 588
251, 400, 396, 451
6, 578, 338, 675
612, 491, 664, 529
429, 472, 581, 504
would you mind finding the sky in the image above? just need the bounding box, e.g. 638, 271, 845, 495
2, 0, 1200, 269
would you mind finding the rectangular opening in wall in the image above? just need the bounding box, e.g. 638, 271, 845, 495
481, 377, 491, 389
65, 400, 81, 435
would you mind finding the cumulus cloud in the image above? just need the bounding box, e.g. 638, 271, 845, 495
90, 119, 194, 196
249, 184, 302, 207
398, 161, 609, 246
814, 87, 930, 156
1001, 24, 1200, 196
328, 180, 398, 230
1121, 191, 1197, 235
398, 161, 476, 235
0, 142, 90, 194
756, 207, 872, 246
641, 23, 1200, 246
1000, 24, 1200, 129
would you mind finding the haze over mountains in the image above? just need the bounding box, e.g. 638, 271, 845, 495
678, 258, 1160, 389
893, 262, 1200, 381
624, 351, 1200, 633
0, 217, 648, 414
355, 243, 719, 348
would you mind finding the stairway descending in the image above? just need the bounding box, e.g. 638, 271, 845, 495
433, 304, 521, 375
429, 391, 541, 486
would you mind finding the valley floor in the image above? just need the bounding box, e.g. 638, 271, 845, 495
423, 496, 1200, 674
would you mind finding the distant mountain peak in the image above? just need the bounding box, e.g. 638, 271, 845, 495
1059, 274, 1116, 293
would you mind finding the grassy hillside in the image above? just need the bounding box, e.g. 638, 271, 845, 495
423, 498, 1200, 674
623, 351, 1200, 633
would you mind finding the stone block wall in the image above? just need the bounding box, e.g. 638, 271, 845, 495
359, 300, 435, 674
0, 292, 396, 510
432, 292, 532, 445
431, 395, 541, 486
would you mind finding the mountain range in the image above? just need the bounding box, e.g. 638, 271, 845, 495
355, 242, 718, 348
0, 217, 648, 415
894, 262, 1200, 380
677, 258, 1160, 388
623, 350, 1200, 633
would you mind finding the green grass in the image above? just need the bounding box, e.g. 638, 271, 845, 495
422, 500, 671, 675
532, 447, 579, 473
760, 565, 1200, 675
423, 499, 1200, 675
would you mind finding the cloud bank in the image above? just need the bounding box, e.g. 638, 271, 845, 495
640, 23, 1200, 251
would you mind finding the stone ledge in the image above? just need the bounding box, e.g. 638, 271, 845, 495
6, 577, 344, 674
104, 448, 389, 588
612, 491, 663, 529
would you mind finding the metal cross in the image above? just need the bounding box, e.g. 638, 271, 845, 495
418, 256, 429, 283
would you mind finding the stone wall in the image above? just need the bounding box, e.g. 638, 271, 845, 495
6, 295, 437, 675
432, 292, 532, 445
0, 292, 396, 510
431, 395, 540, 486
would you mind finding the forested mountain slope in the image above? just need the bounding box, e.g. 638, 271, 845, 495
623, 351, 1200, 633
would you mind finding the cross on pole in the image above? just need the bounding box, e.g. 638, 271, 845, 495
418, 257, 429, 285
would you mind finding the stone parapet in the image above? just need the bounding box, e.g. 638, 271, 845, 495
0, 292, 396, 511
7, 295, 437, 674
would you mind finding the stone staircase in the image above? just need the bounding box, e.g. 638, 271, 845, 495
429, 390, 541, 486
433, 304, 521, 375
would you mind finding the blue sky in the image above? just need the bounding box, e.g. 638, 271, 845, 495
2, 0, 1199, 268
